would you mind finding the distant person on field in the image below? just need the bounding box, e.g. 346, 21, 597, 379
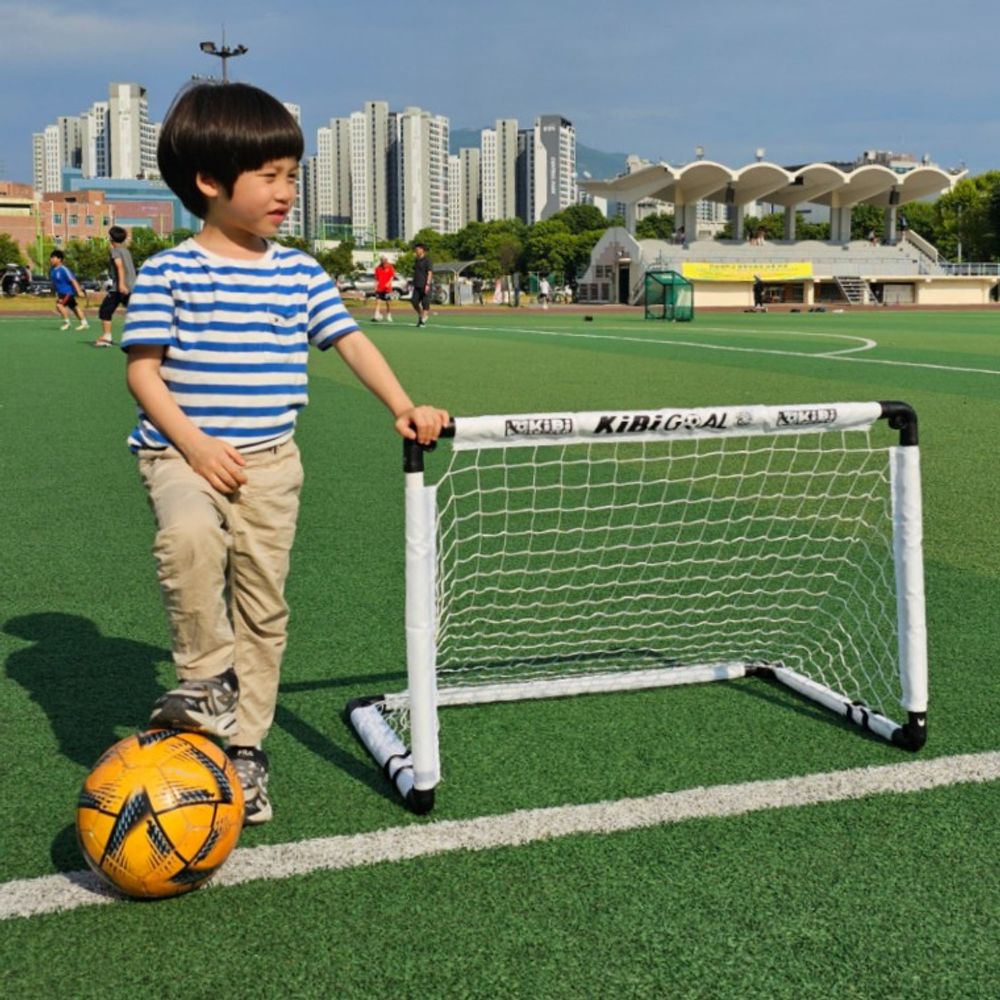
471, 275, 484, 305
411, 242, 433, 327
538, 275, 551, 309
120, 81, 449, 826
372, 253, 396, 323
49, 250, 89, 331
753, 274, 766, 311
94, 225, 136, 348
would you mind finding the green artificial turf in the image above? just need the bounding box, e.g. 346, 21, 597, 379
0, 308, 997, 997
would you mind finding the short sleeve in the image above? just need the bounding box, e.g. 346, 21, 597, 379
306, 264, 360, 350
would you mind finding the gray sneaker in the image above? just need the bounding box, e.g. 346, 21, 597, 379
227, 746, 272, 825
149, 667, 239, 739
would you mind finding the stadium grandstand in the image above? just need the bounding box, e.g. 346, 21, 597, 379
579, 152, 995, 308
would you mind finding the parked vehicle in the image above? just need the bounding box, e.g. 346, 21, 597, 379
1, 264, 32, 297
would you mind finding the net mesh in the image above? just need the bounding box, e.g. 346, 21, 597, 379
423, 430, 899, 715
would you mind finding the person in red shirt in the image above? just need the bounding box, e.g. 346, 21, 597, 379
373, 253, 396, 323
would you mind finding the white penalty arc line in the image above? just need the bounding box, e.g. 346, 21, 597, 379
2, 750, 998, 921
445, 323, 1000, 376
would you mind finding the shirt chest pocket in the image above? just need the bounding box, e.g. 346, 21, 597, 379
268, 302, 299, 332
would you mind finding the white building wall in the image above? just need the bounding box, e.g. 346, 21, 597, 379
481, 119, 517, 221
278, 102, 303, 237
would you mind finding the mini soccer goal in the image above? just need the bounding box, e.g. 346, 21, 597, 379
347, 401, 928, 813
644, 269, 694, 321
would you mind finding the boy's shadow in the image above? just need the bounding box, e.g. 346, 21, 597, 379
4, 612, 169, 769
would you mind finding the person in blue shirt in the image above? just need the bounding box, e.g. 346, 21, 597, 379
48, 250, 89, 331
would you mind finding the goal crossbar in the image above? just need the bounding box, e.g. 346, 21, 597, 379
347, 400, 928, 813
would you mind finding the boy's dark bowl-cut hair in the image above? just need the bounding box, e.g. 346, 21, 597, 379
158, 82, 304, 219
108, 225, 128, 243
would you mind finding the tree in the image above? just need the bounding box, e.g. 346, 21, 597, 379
0, 233, 25, 266
635, 212, 674, 241
849, 203, 884, 242
63, 238, 108, 280
524, 219, 575, 276
129, 226, 172, 268
315, 240, 355, 279
937, 172, 1000, 262
549, 204, 609, 235
482, 231, 524, 278
409, 227, 451, 261
900, 201, 937, 245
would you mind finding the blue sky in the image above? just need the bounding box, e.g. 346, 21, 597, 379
1, 0, 996, 183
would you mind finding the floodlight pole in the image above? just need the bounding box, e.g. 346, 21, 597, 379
199, 36, 248, 82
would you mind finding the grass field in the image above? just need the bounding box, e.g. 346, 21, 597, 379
1, 306, 998, 998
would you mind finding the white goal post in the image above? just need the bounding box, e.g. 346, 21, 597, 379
347, 400, 928, 813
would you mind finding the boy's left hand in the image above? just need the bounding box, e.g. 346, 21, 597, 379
395, 406, 451, 446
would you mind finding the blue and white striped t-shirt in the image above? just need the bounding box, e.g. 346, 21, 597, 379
121, 238, 359, 452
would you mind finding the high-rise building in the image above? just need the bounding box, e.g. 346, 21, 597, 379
350, 101, 389, 240
108, 83, 158, 179
80, 102, 110, 179
517, 116, 577, 223
32, 117, 82, 193
387, 107, 450, 241
457, 147, 481, 230
481, 119, 518, 221
313, 117, 352, 239
278, 102, 303, 238
532, 115, 577, 221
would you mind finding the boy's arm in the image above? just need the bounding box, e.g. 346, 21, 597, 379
125, 345, 247, 494
334, 331, 449, 445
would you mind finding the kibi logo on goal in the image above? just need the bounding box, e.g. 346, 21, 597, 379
776, 407, 839, 427
504, 417, 575, 437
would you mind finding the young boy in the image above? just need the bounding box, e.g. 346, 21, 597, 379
49, 250, 89, 331
94, 225, 136, 347
121, 81, 449, 825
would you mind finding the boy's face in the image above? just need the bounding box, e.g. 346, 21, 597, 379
203, 157, 299, 238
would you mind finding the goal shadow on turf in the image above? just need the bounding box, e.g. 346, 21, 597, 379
725, 672, 891, 744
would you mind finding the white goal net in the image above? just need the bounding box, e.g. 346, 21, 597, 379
348, 401, 928, 812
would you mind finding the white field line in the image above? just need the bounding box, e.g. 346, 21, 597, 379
445, 323, 1000, 376
2, 750, 998, 922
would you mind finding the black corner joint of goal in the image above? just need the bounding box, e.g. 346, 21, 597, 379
892, 712, 928, 752
879, 401, 919, 447
402, 422, 455, 473
407, 787, 435, 815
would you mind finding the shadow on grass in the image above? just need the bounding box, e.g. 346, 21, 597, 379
725, 672, 888, 746
3, 611, 169, 769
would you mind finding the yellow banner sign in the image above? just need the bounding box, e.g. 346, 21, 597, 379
681, 262, 814, 282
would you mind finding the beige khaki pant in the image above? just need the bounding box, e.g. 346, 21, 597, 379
138, 440, 303, 748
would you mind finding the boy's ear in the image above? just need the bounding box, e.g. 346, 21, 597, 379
195, 172, 222, 200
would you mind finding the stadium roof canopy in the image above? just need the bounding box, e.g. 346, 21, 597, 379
581, 159, 964, 209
